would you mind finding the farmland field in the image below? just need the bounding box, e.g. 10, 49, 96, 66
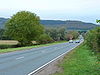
0, 40, 36, 45
0, 40, 18, 45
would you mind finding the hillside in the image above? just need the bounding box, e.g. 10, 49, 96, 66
41, 20, 99, 30
0, 18, 8, 28
0, 18, 99, 30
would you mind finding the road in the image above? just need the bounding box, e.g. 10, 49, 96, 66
0, 40, 83, 75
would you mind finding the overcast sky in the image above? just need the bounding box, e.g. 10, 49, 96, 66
0, 0, 100, 23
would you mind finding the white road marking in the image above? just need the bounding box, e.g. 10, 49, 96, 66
16, 56, 24, 60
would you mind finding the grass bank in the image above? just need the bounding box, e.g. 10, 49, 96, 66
0, 41, 67, 53
52, 43, 100, 75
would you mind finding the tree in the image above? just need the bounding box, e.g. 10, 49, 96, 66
37, 34, 54, 44
65, 31, 79, 40
0, 29, 13, 40
58, 27, 66, 40
85, 27, 100, 60
0, 29, 4, 40
5, 11, 44, 46
96, 19, 100, 23
45, 27, 58, 41
45, 26, 66, 41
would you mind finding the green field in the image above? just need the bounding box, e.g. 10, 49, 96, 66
0, 41, 67, 53
52, 43, 100, 75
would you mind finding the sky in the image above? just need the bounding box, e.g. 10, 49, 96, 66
0, 0, 100, 23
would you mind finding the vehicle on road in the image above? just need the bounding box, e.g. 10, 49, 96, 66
69, 40, 73, 43
75, 40, 80, 43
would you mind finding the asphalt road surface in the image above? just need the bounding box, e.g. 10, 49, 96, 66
0, 39, 83, 75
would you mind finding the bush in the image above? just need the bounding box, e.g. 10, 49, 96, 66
0, 45, 14, 49
85, 27, 100, 60
45, 27, 66, 41
65, 31, 79, 40
37, 34, 54, 44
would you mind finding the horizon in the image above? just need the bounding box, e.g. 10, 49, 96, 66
0, 17, 99, 25
0, 0, 100, 24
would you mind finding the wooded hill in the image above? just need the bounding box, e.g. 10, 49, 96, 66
0, 18, 99, 30
0, 18, 8, 28
41, 20, 99, 31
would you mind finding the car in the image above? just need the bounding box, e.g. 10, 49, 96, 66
69, 40, 73, 43
75, 40, 80, 43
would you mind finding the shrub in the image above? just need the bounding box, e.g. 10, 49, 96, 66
65, 31, 79, 40
45, 27, 66, 41
85, 27, 100, 60
0, 45, 14, 49
37, 34, 54, 44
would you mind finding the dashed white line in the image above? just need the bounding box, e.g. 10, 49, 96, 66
16, 56, 24, 60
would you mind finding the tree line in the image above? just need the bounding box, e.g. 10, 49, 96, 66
0, 11, 80, 47
85, 20, 100, 60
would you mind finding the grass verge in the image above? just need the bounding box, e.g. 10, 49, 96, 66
52, 43, 100, 75
0, 41, 67, 53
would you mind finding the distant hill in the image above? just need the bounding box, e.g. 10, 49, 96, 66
0, 18, 99, 31
0, 18, 8, 28
40, 20, 99, 31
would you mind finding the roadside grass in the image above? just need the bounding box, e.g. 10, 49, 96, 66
0, 41, 67, 53
52, 43, 100, 75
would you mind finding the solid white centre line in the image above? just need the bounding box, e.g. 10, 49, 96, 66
16, 56, 24, 60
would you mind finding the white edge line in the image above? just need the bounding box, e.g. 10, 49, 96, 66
28, 40, 84, 75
